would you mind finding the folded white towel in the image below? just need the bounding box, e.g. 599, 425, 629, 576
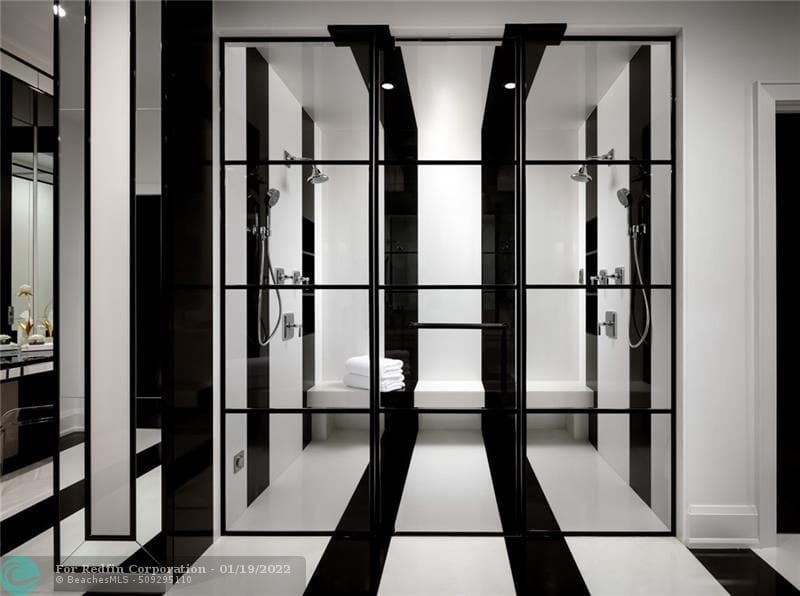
343, 373, 405, 392
345, 355, 403, 377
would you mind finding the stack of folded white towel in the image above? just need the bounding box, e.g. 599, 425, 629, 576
343, 355, 405, 392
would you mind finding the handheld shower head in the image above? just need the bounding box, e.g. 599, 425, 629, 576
616, 188, 631, 208
570, 165, 592, 183
266, 188, 280, 208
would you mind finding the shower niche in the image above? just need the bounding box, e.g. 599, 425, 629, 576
220, 29, 675, 537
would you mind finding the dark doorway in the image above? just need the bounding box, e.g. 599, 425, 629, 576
776, 111, 800, 533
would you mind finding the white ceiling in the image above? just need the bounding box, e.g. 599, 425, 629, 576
257, 43, 369, 131
527, 42, 642, 131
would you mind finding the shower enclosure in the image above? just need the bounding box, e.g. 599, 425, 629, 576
220, 26, 675, 539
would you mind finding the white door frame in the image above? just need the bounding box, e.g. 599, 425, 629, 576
753, 81, 800, 548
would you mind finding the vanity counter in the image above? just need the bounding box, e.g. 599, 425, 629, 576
0, 352, 55, 379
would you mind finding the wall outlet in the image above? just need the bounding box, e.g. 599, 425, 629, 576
233, 450, 245, 474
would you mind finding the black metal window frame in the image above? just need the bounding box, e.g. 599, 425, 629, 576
218, 33, 677, 539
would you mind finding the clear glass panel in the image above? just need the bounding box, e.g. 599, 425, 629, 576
526, 41, 672, 161
223, 42, 369, 162
388, 41, 513, 161
225, 165, 368, 286
383, 412, 517, 532
527, 413, 671, 531
526, 164, 671, 285
380, 164, 515, 286
526, 289, 671, 410
225, 412, 370, 532
225, 289, 369, 410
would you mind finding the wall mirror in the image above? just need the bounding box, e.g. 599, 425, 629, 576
0, 63, 58, 556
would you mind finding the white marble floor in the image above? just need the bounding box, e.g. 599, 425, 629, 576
527, 429, 668, 532
567, 537, 727, 595
378, 537, 516, 596
753, 533, 800, 590
394, 430, 502, 532
167, 536, 329, 594
229, 430, 369, 532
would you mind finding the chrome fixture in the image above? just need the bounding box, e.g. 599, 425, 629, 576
275, 268, 309, 286
282, 313, 302, 341
249, 186, 284, 347
570, 148, 615, 183
570, 165, 592, 183
284, 150, 330, 184
617, 187, 651, 349
617, 187, 631, 208
598, 311, 617, 339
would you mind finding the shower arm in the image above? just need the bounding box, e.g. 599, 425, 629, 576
284, 150, 313, 167
585, 148, 615, 163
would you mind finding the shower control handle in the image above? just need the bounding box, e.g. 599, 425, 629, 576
597, 311, 617, 339
282, 313, 302, 341
292, 271, 310, 285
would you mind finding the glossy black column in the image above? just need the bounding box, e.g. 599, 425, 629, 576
585, 108, 599, 448
302, 108, 315, 448
161, 0, 213, 569
776, 112, 800, 532
245, 48, 270, 505
628, 46, 653, 505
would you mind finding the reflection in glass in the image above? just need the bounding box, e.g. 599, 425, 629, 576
527, 413, 671, 531
225, 412, 370, 532
526, 41, 672, 161
225, 289, 370, 410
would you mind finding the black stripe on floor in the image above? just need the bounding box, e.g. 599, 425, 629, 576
304, 399, 417, 595
482, 413, 589, 595
692, 548, 800, 596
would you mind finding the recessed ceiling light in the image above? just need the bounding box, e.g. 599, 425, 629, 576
504, 82, 516, 90
53, 4, 66, 17
381, 82, 395, 91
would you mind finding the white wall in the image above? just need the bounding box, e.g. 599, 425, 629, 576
89, 0, 130, 536
213, 0, 800, 546
405, 44, 490, 382
267, 66, 305, 482
317, 130, 370, 383
596, 64, 632, 482
222, 46, 248, 526
526, 131, 584, 383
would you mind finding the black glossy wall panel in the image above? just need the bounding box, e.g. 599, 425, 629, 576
776, 112, 800, 533
161, 0, 213, 569
302, 108, 315, 448
628, 46, 652, 505
135, 194, 163, 398
245, 48, 269, 505
585, 108, 598, 448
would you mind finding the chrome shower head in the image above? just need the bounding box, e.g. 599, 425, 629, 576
307, 167, 329, 185
266, 188, 280, 208
570, 165, 592, 183
285, 149, 330, 184
616, 188, 631, 208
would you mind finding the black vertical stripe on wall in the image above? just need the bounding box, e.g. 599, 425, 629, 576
302, 108, 315, 448
585, 108, 599, 449
628, 46, 653, 506
245, 48, 270, 505
381, 46, 419, 392
135, 194, 163, 399
481, 45, 515, 404
161, 0, 214, 570
776, 112, 800, 533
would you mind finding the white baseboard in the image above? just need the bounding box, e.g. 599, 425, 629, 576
686, 504, 759, 548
